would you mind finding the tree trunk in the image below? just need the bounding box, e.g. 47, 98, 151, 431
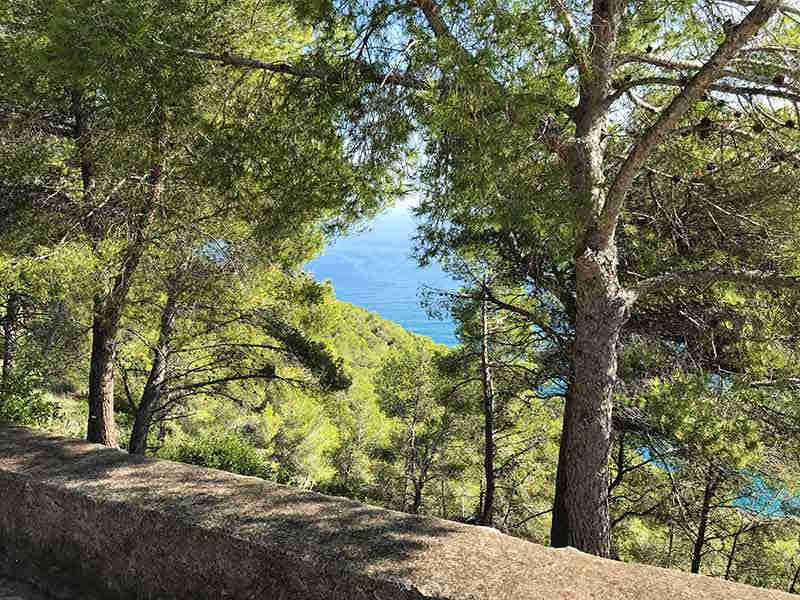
128, 293, 178, 455
550, 383, 573, 548
72, 88, 120, 447
789, 561, 800, 594
551, 247, 626, 557
410, 479, 423, 514
666, 521, 675, 569
85, 234, 155, 448
440, 478, 446, 518
402, 419, 416, 512
2, 292, 20, 385
724, 523, 743, 580
691, 467, 719, 574
479, 285, 496, 526
77, 93, 163, 447
87, 297, 119, 447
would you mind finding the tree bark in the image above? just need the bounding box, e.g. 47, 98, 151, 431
402, 417, 417, 512
128, 292, 178, 455
666, 521, 675, 569
551, 244, 627, 557
691, 467, 719, 574
550, 387, 573, 548
724, 523, 743, 580
75, 89, 164, 447
479, 285, 496, 526
87, 297, 119, 446
410, 478, 423, 514
789, 561, 800, 594
2, 292, 20, 385
86, 236, 155, 447
549, 0, 782, 558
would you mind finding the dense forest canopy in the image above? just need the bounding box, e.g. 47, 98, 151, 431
2, 0, 800, 594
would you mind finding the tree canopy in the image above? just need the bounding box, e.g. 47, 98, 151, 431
2, 0, 800, 593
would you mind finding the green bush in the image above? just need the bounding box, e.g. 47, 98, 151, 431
0, 371, 59, 426
160, 432, 276, 480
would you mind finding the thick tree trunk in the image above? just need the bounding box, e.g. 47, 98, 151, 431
72, 89, 121, 447
2, 292, 20, 385
548, 0, 780, 561
86, 238, 153, 448
691, 467, 719, 574
479, 286, 496, 526
129, 293, 178, 455
87, 297, 119, 447
552, 247, 627, 557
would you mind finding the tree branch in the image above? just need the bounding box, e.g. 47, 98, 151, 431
477, 284, 567, 344
615, 52, 796, 90
596, 0, 783, 247
626, 90, 661, 113
415, 0, 456, 41
168, 371, 276, 395
605, 76, 800, 107
175, 47, 429, 90
630, 268, 800, 302
748, 378, 800, 387
739, 44, 800, 55
721, 0, 800, 17
0, 108, 76, 138
550, 0, 589, 79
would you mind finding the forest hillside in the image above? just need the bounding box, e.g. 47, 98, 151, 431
3, 0, 800, 595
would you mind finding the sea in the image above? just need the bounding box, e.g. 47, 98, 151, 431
306, 202, 459, 346
308, 204, 800, 515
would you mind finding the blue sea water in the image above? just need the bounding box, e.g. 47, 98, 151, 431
308, 206, 800, 514
306, 203, 459, 346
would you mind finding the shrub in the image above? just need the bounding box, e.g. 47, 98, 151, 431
160, 432, 276, 480
0, 370, 59, 426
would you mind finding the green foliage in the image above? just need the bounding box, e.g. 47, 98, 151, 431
0, 371, 59, 426
141, 293, 439, 495
41, 391, 88, 439
3, 0, 799, 591
260, 312, 352, 392
160, 432, 276, 480
632, 373, 762, 466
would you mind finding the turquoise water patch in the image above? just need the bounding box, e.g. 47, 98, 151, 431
735, 476, 798, 517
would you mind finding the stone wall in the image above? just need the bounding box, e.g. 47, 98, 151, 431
0, 426, 794, 599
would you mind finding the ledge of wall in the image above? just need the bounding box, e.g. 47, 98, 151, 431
0, 426, 793, 600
